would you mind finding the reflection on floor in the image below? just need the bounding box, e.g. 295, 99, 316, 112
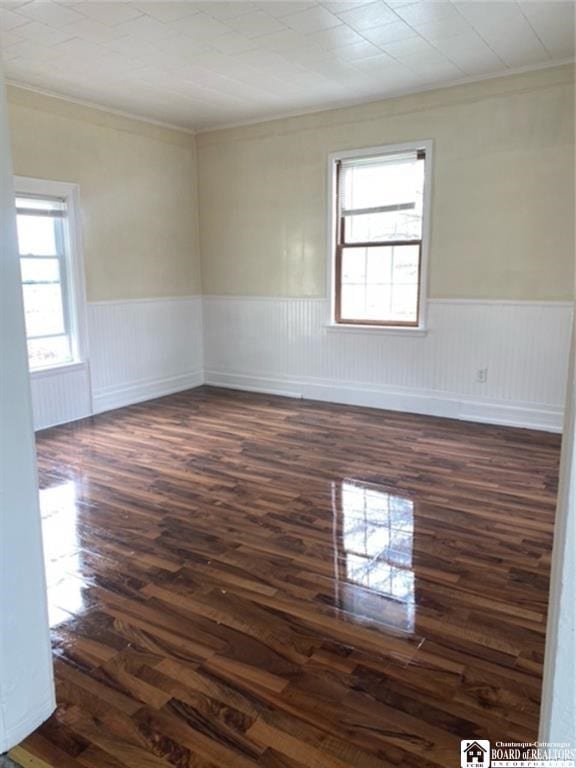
334, 480, 415, 633
41, 480, 85, 628
12, 387, 560, 767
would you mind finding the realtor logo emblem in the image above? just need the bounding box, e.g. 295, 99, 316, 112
462, 740, 491, 768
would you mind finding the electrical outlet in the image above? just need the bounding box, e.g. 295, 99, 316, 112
476, 367, 488, 384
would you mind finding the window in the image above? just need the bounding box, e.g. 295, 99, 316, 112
15, 179, 85, 371
330, 142, 431, 328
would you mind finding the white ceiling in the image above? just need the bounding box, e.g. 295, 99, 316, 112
0, 0, 574, 131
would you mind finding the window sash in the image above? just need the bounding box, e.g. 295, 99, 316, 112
334, 152, 425, 326
15, 207, 66, 218
17, 207, 66, 259
15, 194, 66, 215
337, 158, 425, 246
335, 242, 422, 327
341, 202, 416, 217
19, 252, 64, 259
27, 332, 69, 342
338, 148, 424, 169
16, 196, 73, 360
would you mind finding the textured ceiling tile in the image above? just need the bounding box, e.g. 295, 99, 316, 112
257, 27, 320, 52
281, 5, 343, 33
168, 12, 230, 39
335, 39, 383, 60
16, 0, 86, 27
13, 19, 75, 45
113, 14, 180, 42
393, 1, 461, 26
3, 38, 64, 62
103, 34, 169, 59
61, 17, 132, 44
381, 35, 443, 62
257, 1, 318, 18
335, 1, 398, 30
1, 0, 572, 129
198, 1, 259, 21
321, 2, 377, 13
305, 22, 365, 48
74, 2, 144, 27
438, 31, 506, 72
225, 10, 289, 38
211, 31, 259, 54
360, 19, 419, 46
471, 13, 550, 67
412, 14, 471, 42
132, 2, 200, 23
518, 1, 575, 58
0, 7, 30, 30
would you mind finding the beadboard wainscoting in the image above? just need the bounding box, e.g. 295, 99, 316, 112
89, 296, 204, 415
203, 297, 574, 432
30, 362, 92, 431
31, 295, 573, 432
30, 296, 204, 430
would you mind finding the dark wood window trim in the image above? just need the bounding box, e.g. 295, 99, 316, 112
334, 150, 426, 328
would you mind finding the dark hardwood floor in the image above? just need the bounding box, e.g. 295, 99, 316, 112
12, 387, 561, 768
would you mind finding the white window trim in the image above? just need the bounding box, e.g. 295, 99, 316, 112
14, 176, 89, 374
326, 139, 433, 334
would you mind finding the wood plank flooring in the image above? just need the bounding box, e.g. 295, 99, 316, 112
12, 387, 561, 767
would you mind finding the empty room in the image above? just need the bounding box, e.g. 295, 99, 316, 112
0, 1, 575, 766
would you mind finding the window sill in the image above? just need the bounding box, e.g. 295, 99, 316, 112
29, 360, 87, 378
324, 323, 428, 337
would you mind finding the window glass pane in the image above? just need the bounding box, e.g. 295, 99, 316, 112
341, 156, 424, 211
345, 207, 422, 243
16, 190, 77, 370
17, 214, 59, 256
366, 247, 392, 284
20, 257, 60, 284
393, 247, 419, 284
22, 283, 66, 337
366, 285, 392, 317
340, 244, 419, 323
341, 285, 366, 319
341, 156, 424, 243
27, 336, 72, 370
341, 248, 367, 284
391, 284, 419, 319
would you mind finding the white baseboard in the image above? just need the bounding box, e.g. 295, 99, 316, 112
205, 370, 563, 432
92, 370, 204, 415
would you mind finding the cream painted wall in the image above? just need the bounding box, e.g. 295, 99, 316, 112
7, 86, 200, 302
197, 65, 575, 300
